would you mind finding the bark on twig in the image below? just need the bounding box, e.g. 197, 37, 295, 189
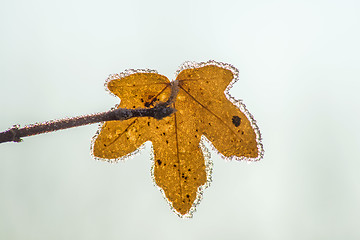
0, 81, 179, 144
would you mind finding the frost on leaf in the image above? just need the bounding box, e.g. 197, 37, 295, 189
92, 60, 263, 217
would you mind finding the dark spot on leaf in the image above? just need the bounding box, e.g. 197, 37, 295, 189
133, 106, 136, 108
147, 122, 150, 126
188, 169, 191, 171
174, 164, 177, 167
232, 116, 241, 127
144, 102, 151, 107
166, 140, 169, 144
241, 131, 244, 135
140, 98, 144, 102
157, 160, 162, 165
186, 194, 190, 198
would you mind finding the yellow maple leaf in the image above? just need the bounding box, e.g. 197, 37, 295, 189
92, 60, 263, 217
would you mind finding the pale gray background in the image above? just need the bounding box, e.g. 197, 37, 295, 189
1, 0, 359, 239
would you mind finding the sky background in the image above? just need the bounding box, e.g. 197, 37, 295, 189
1, 0, 359, 239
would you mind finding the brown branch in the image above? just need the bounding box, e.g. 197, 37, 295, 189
0, 81, 179, 144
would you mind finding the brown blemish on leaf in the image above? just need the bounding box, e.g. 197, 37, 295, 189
232, 116, 241, 127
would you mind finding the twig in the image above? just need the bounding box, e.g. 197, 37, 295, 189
0, 81, 179, 144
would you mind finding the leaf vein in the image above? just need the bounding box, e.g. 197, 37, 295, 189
180, 86, 242, 140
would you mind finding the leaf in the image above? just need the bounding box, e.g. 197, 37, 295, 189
92, 61, 263, 217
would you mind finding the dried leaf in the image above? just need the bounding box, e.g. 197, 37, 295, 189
92, 61, 263, 217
